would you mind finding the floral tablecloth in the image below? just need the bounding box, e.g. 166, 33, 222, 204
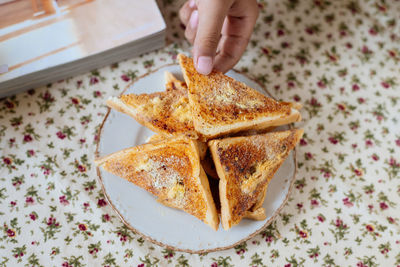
1, 0, 399, 266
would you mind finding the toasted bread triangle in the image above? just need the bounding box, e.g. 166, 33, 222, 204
95, 137, 219, 230
107, 89, 197, 138
178, 54, 302, 139
209, 129, 303, 230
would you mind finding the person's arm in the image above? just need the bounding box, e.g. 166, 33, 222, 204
179, 0, 259, 75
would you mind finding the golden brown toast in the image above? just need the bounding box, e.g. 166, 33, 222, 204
146, 134, 207, 160
143, 134, 267, 221
164, 71, 187, 92
208, 129, 303, 230
95, 137, 219, 230
178, 54, 302, 139
107, 88, 197, 138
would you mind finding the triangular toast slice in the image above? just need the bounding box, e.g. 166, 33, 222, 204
178, 54, 302, 139
95, 137, 219, 230
208, 129, 303, 230
107, 88, 197, 138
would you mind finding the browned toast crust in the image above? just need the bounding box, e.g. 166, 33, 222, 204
107, 89, 197, 138
178, 54, 301, 138
209, 129, 303, 229
95, 137, 219, 230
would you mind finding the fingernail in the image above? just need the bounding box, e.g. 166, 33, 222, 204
189, 0, 196, 8
196, 56, 213, 75
189, 10, 198, 29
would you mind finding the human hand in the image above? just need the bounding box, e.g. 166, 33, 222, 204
179, 0, 259, 75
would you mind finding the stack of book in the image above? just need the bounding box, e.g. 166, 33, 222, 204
0, 0, 166, 97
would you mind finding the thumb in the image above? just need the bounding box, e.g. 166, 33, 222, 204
193, 0, 232, 75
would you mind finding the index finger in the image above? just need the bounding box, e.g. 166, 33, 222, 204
193, 0, 233, 74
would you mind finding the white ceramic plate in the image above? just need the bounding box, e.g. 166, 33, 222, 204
96, 64, 296, 253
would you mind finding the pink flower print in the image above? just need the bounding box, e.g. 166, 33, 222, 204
103, 214, 111, 221
261, 47, 270, 55
328, 137, 338, 144
365, 140, 373, 147
389, 157, 399, 167
25, 197, 34, 205
23, 134, 33, 143
77, 165, 86, 172
323, 171, 331, 179
83, 202, 90, 210
361, 45, 371, 54
78, 223, 87, 231
337, 103, 346, 111
395, 139, 400, 146
317, 80, 326, 89
369, 27, 378, 36
387, 217, 395, 224
342, 197, 353, 207
71, 97, 79, 105
42, 91, 54, 102
89, 76, 99, 85
299, 230, 308, 238
381, 81, 390, 88
335, 219, 347, 228
300, 138, 307, 146
97, 199, 107, 207
281, 41, 290, 48
305, 152, 313, 160
59, 196, 70, 206
358, 97, 365, 104
354, 169, 363, 176
121, 74, 130, 82
76, 80, 83, 88
277, 29, 285, 36
4, 100, 15, 109
310, 199, 319, 207
310, 97, 321, 107
265, 235, 273, 243
352, 84, 360, 91
3, 157, 12, 165
380, 202, 388, 210
7, 228, 16, 238
30, 213, 37, 220
297, 203, 303, 211
56, 131, 66, 140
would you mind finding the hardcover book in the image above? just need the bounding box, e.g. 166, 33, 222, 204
0, 0, 166, 97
